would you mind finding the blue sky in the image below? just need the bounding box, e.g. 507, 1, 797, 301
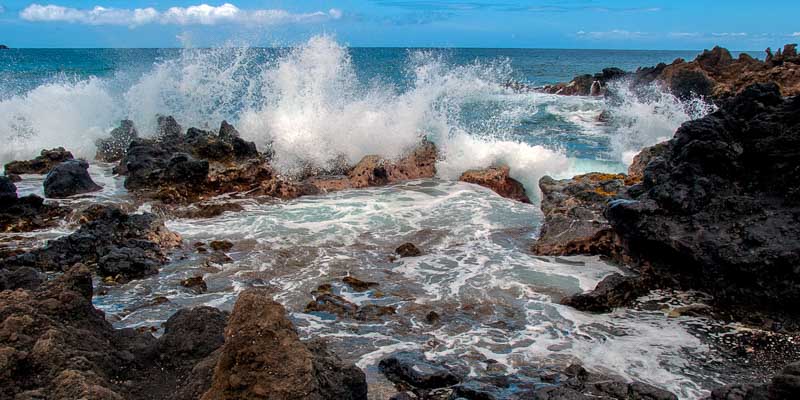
1, 1, 798, 49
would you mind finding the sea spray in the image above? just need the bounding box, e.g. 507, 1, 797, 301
605, 80, 715, 165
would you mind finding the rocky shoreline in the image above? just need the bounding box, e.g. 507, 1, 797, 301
2, 48, 800, 399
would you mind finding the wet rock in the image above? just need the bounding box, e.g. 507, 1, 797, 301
396, 242, 422, 258
43, 159, 102, 198
158, 306, 228, 361
209, 240, 234, 252
172, 202, 245, 219
532, 173, 627, 256
0, 266, 43, 291
425, 311, 441, 324
459, 166, 531, 203
3, 147, 74, 175
343, 276, 379, 292
379, 351, 461, 390
305, 292, 360, 317
626, 141, 672, 185
0, 177, 69, 232
96, 119, 138, 162
606, 83, 800, 315
560, 273, 648, 313
347, 141, 437, 189
201, 288, 368, 400
541, 67, 627, 96
180, 276, 208, 293
1, 205, 181, 281
157, 115, 183, 140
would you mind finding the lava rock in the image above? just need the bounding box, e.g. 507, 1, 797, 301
0, 176, 69, 232
96, 119, 138, 162
396, 243, 422, 258
158, 306, 228, 361
201, 288, 368, 400
43, 159, 102, 198
180, 276, 208, 293
209, 240, 234, 252
378, 351, 461, 390
459, 166, 531, 203
3, 147, 74, 175
560, 273, 648, 313
342, 276, 379, 292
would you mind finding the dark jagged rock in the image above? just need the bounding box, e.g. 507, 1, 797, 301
532, 173, 627, 256
158, 306, 228, 361
1, 205, 181, 281
342, 276, 379, 292
606, 83, 800, 314
459, 166, 531, 203
0, 176, 70, 232
0, 266, 43, 291
4, 147, 74, 174
180, 276, 208, 293
708, 361, 800, 399
96, 119, 138, 162
201, 288, 368, 400
157, 115, 183, 140
43, 159, 102, 198
379, 351, 461, 390
626, 141, 672, 185
560, 273, 648, 313
396, 242, 422, 258
304, 284, 395, 321
543, 43, 800, 99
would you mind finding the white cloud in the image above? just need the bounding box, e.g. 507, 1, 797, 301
711, 32, 748, 37
793, 32, 800, 37
576, 29, 647, 39
20, 3, 343, 27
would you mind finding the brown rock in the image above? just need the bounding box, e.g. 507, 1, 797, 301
342, 276, 379, 292
395, 243, 422, 258
209, 240, 234, 252
459, 166, 531, 203
532, 173, 626, 256
180, 276, 208, 293
202, 289, 367, 400
4, 147, 74, 175
626, 141, 672, 185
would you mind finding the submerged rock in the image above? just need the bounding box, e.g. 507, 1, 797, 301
532, 173, 626, 256
3, 147, 74, 175
43, 159, 102, 198
202, 289, 368, 400
459, 166, 531, 203
396, 243, 422, 258
1, 205, 181, 281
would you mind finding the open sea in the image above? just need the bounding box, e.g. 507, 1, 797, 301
0, 37, 763, 399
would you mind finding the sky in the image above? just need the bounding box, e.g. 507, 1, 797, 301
0, 1, 798, 49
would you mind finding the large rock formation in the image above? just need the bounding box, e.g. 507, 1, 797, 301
606, 82, 800, 314
541, 44, 800, 99
1, 205, 181, 282
708, 361, 800, 399
535, 83, 800, 319
459, 166, 531, 203
202, 289, 368, 400
4, 147, 74, 175
0, 176, 69, 232
43, 159, 102, 198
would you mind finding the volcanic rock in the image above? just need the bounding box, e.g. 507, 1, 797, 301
396, 243, 422, 258
342, 276, 379, 292
459, 166, 531, 203
4, 147, 74, 175
532, 173, 627, 256
0, 176, 70, 232
1, 205, 181, 281
201, 289, 368, 400
96, 119, 138, 162
708, 361, 800, 399
43, 159, 102, 198
560, 273, 648, 313
379, 351, 462, 390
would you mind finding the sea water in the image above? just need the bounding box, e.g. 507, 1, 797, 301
0, 37, 757, 399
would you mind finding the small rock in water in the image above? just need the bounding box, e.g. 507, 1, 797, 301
379, 351, 461, 390
396, 243, 422, 258
43, 159, 102, 198
342, 276, 379, 292
180, 276, 208, 294
209, 240, 234, 252
560, 273, 647, 313
425, 311, 440, 324
458, 166, 531, 203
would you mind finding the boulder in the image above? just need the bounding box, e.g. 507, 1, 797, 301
4, 147, 74, 175
378, 351, 461, 390
532, 173, 626, 256
201, 288, 368, 400
158, 306, 228, 361
459, 166, 531, 203
96, 119, 138, 162
560, 273, 648, 313
396, 243, 422, 258
43, 159, 102, 198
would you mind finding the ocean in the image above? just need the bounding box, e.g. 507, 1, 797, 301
0, 36, 760, 399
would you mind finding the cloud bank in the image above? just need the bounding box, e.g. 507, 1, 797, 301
20, 3, 343, 27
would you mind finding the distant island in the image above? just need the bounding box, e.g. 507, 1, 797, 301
0, 45, 8, 49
